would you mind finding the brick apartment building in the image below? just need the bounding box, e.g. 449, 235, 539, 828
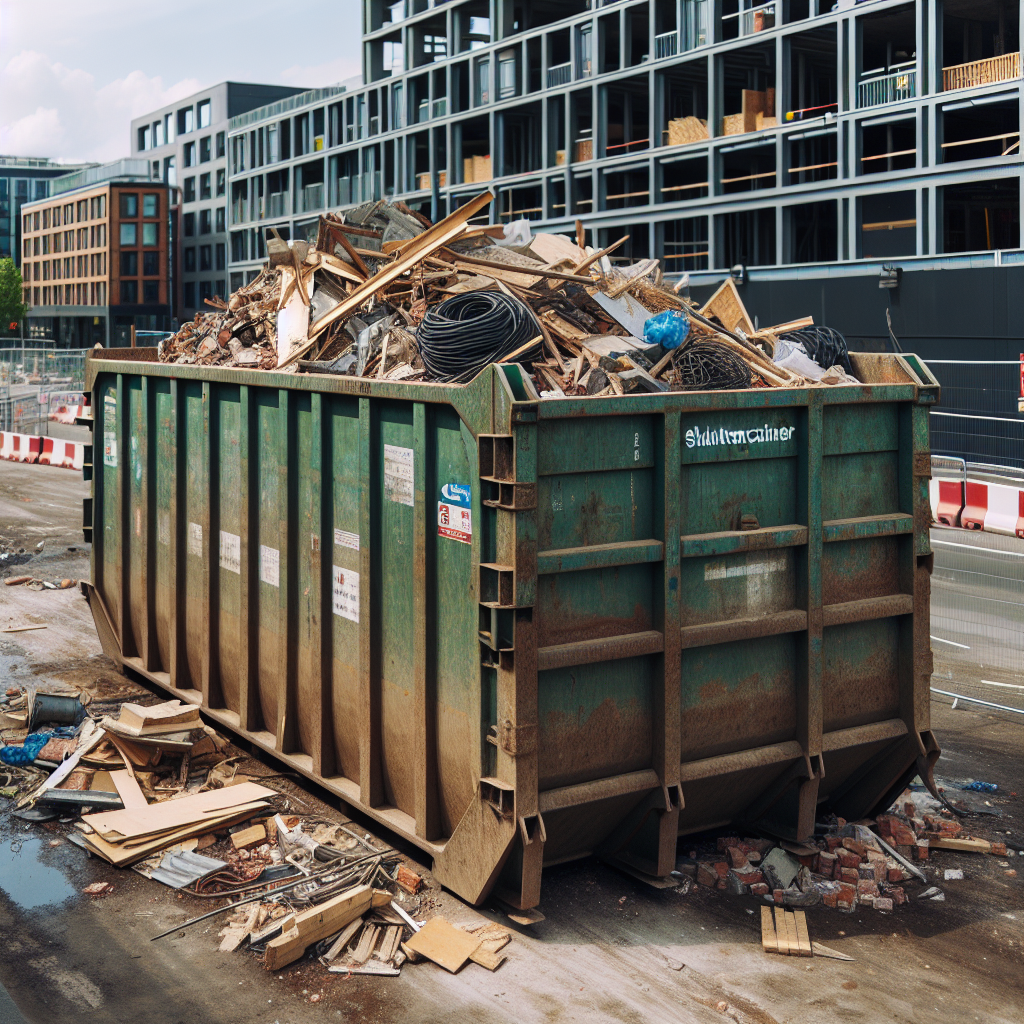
21, 162, 172, 347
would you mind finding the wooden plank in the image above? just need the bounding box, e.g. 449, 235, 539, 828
322, 916, 364, 962
263, 885, 378, 971
793, 910, 813, 957
573, 235, 629, 276
405, 917, 482, 973
773, 907, 793, 955
760, 905, 778, 953
929, 836, 992, 853
109, 770, 148, 810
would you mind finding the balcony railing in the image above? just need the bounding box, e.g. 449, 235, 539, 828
858, 66, 916, 108
654, 31, 678, 60
547, 62, 572, 88
943, 52, 1021, 92
231, 200, 247, 225
432, 98, 447, 118
267, 192, 287, 219
299, 183, 324, 214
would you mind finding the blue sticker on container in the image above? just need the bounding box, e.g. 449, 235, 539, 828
438, 482, 472, 544
440, 482, 472, 508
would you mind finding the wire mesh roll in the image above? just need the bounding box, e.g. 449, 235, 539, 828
672, 339, 752, 391
416, 292, 539, 383
780, 326, 852, 374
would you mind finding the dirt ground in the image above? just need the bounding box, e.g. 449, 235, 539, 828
1, 460, 1022, 1024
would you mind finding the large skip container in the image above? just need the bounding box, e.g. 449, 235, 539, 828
83, 348, 941, 909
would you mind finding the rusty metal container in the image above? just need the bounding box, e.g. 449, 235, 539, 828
82, 348, 941, 909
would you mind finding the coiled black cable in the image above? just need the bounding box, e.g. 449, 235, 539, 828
779, 326, 852, 374
416, 292, 539, 383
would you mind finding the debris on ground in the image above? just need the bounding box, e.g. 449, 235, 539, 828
155, 190, 858, 396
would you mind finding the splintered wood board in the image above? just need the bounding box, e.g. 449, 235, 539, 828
793, 911, 813, 957
760, 905, 778, 953
405, 917, 482, 973
110, 770, 148, 810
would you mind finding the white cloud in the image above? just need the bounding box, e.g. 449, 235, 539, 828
0, 50, 201, 163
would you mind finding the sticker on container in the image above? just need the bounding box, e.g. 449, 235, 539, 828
158, 511, 170, 546
103, 394, 117, 467
334, 529, 360, 551
219, 530, 241, 574
260, 545, 280, 587
383, 444, 414, 506
704, 557, 787, 581
332, 566, 359, 622
134, 507, 142, 538
188, 522, 203, 557
437, 482, 472, 544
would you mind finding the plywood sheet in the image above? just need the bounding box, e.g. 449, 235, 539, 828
405, 917, 482, 973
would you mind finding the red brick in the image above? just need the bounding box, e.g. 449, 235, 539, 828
825, 836, 844, 851
991, 842, 1007, 856
822, 892, 838, 909
915, 844, 929, 861
842, 838, 868, 859
857, 879, 880, 899
876, 816, 896, 839
841, 867, 859, 883
873, 897, 894, 911
750, 883, 769, 897
836, 882, 856, 909
727, 847, 749, 869
837, 849, 861, 869
818, 851, 838, 873
924, 815, 962, 838
697, 863, 718, 887
887, 867, 908, 883
734, 869, 764, 886
714, 862, 730, 879
892, 825, 918, 847
889, 887, 907, 905
773, 889, 786, 903
833, 859, 844, 881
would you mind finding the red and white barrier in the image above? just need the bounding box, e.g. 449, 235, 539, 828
49, 404, 88, 425
0, 431, 81, 470
932, 477, 1024, 539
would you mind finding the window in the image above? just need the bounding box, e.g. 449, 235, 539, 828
184, 141, 196, 167
34, 179, 46, 200
120, 251, 138, 276
199, 280, 213, 303
164, 156, 176, 186
183, 281, 196, 307
215, 206, 225, 232
200, 173, 211, 200
143, 194, 158, 217
138, 125, 151, 151
120, 223, 137, 246
200, 136, 211, 162
120, 280, 138, 303
216, 131, 226, 158
143, 280, 160, 303
33, 211, 40, 230
184, 247, 197, 272
153, 120, 164, 147
215, 280, 226, 298
142, 222, 158, 246
216, 169, 226, 196
120, 193, 138, 217
199, 209, 212, 234
200, 244, 212, 270
143, 251, 160, 276
164, 112, 174, 144
215, 242, 226, 270
183, 177, 196, 203
183, 212, 195, 236
197, 99, 211, 129
177, 106, 194, 135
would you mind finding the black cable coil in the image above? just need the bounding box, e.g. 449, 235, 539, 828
779, 326, 852, 374
673, 339, 752, 391
416, 292, 539, 383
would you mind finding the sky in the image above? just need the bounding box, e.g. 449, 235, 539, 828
0, 0, 362, 164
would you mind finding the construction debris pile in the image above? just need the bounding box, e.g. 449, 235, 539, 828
157, 190, 857, 395
679, 787, 1014, 913
0, 689, 511, 980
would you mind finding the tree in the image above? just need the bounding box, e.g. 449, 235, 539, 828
0, 258, 29, 334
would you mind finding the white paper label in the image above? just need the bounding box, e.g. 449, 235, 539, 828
260, 545, 280, 587
158, 511, 170, 546
188, 522, 203, 557
438, 502, 472, 544
219, 530, 241, 574
334, 529, 360, 551
103, 394, 117, 467
383, 444, 414, 506
705, 557, 787, 581
332, 566, 359, 622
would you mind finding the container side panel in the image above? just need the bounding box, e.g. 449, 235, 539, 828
821, 452, 899, 521
215, 385, 243, 713
680, 549, 797, 627
681, 458, 798, 534
681, 410, 800, 465
256, 391, 283, 734
536, 415, 656, 476
183, 382, 205, 691
822, 537, 903, 605
536, 564, 655, 648
294, 393, 320, 756
98, 377, 120, 630
538, 469, 655, 551
823, 403, 899, 456
154, 381, 174, 671
126, 378, 146, 660
432, 408, 479, 836
378, 402, 416, 816
328, 394, 362, 780
680, 634, 798, 761
822, 619, 901, 732
537, 657, 654, 790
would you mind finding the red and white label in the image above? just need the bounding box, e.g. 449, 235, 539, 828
438, 501, 472, 544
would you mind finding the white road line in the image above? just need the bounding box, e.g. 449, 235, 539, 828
930, 635, 971, 649
930, 539, 1024, 557
981, 680, 1024, 691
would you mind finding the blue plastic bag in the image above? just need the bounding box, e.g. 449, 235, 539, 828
0, 731, 53, 766
643, 310, 690, 349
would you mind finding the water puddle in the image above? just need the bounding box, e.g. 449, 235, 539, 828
0, 835, 78, 910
